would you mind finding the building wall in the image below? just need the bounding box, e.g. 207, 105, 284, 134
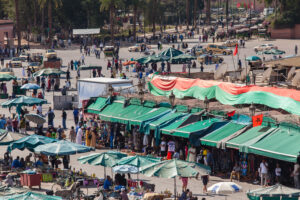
269, 25, 300, 39
0, 20, 14, 47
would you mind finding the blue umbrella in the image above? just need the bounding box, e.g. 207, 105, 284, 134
34, 140, 94, 156
21, 83, 41, 90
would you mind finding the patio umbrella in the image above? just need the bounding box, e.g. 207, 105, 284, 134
247, 184, 300, 200
1, 96, 47, 108
140, 159, 210, 198
79, 65, 102, 70
113, 165, 139, 174
116, 155, 161, 168
158, 47, 184, 58
208, 182, 242, 194
1, 191, 62, 200
24, 114, 46, 125
7, 134, 57, 152
33, 68, 66, 77
20, 83, 41, 90
78, 151, 127, 177
0, 74, 17, 82
34, 140, 94, 156
246, 56, 261, 61
0, 130, 25, 145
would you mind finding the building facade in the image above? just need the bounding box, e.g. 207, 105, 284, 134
0, 20, 14, 47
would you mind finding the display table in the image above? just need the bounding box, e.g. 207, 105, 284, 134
41, 173, 53, 182
20, 173, 41, 189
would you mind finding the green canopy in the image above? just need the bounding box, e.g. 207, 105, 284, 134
7, 134, 57, 152
0, 130, 25, 145
171, 54, 196, 62
79, 65, 102, 70
258, 49, 286, 55
34, 140, 94, 156
158, 47, 184, 58
148, 112, 188, 131
0, 74, 17, 82
161, 114, 191, 135
247, 184, 300, 200
0, 191, 62, 200
33, 68, 66, 77
129, 107, 171, 128
87, 97, 107, 114
248, 122, 300, 163
1, 96, 47, 108
78, 151, 127, 167
116, 155, 161, 168
201, 122, 246, 148
162, 118, 220, 140
226, 125, 276, 152
99, 102, 156, 124
136, 55, 170, 64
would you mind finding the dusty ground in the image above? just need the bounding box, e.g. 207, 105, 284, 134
1, 35, 300, 199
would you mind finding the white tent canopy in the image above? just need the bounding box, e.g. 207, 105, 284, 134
73, 28, 100, 35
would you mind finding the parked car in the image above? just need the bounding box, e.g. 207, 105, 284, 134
223, 40, 238, 47
197, 54, 224, 64
28, 62, 42, 71
0, 67, 14, 76
45, 49, 57, 59
206, 44, 232, 55
254, 44, 278, 52
10, 57, 22, 68
19, 52, 29, 62
128, 43, 151, 52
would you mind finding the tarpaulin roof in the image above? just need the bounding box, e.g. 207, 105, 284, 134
148, 75, 300, 116
87, 97, 107, 114
129, 107, 171, 127
98, 102, 124, 121
0, 191, 62, 200
248, 122, 300, 163
161, 115, 191, 136
170, 118, 220, 138
226, 125, 276, 152
73, 28, 100, 35
201, 122, 246, 147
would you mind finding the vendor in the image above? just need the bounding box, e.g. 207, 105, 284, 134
103, 175, 112, 190
35, 157, 44, 168
11, 156, 21, 169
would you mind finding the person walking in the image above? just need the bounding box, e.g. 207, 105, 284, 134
69, 126, 76, 143
291, 159, 300, 188
260, 159, 268, 186
73, 107, 79, 125
295, 45, 298, 55
46, 107, 55, 127
62, 109, 67, 129
201, 174, 209, 194
76, 125, 83, 145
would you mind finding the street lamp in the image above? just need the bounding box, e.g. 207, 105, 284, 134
137, 80, 145, 103
108, 85, 114, 97
204, 96, 209, 111
169, 91, 176, 108
249, 103, 256, 116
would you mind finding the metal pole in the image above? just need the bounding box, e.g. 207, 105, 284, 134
104, 166, 106, 178
174, 177, 177, 200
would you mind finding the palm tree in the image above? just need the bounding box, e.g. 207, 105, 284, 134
38, 0, 62, 45
100, 0, 123, 44
205, 0, 210, 25
193, 0, 197, 28
14, 0, 21, 47
131, 0, 141, 41
186, 0, 189, 30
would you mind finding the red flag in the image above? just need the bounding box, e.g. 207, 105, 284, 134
236, 3, 241, 8
233, 44, 238, 56
227, 110, 236, 117
252, 114, 263, 127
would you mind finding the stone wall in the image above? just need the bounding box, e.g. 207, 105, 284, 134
269, 25, 300, 39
